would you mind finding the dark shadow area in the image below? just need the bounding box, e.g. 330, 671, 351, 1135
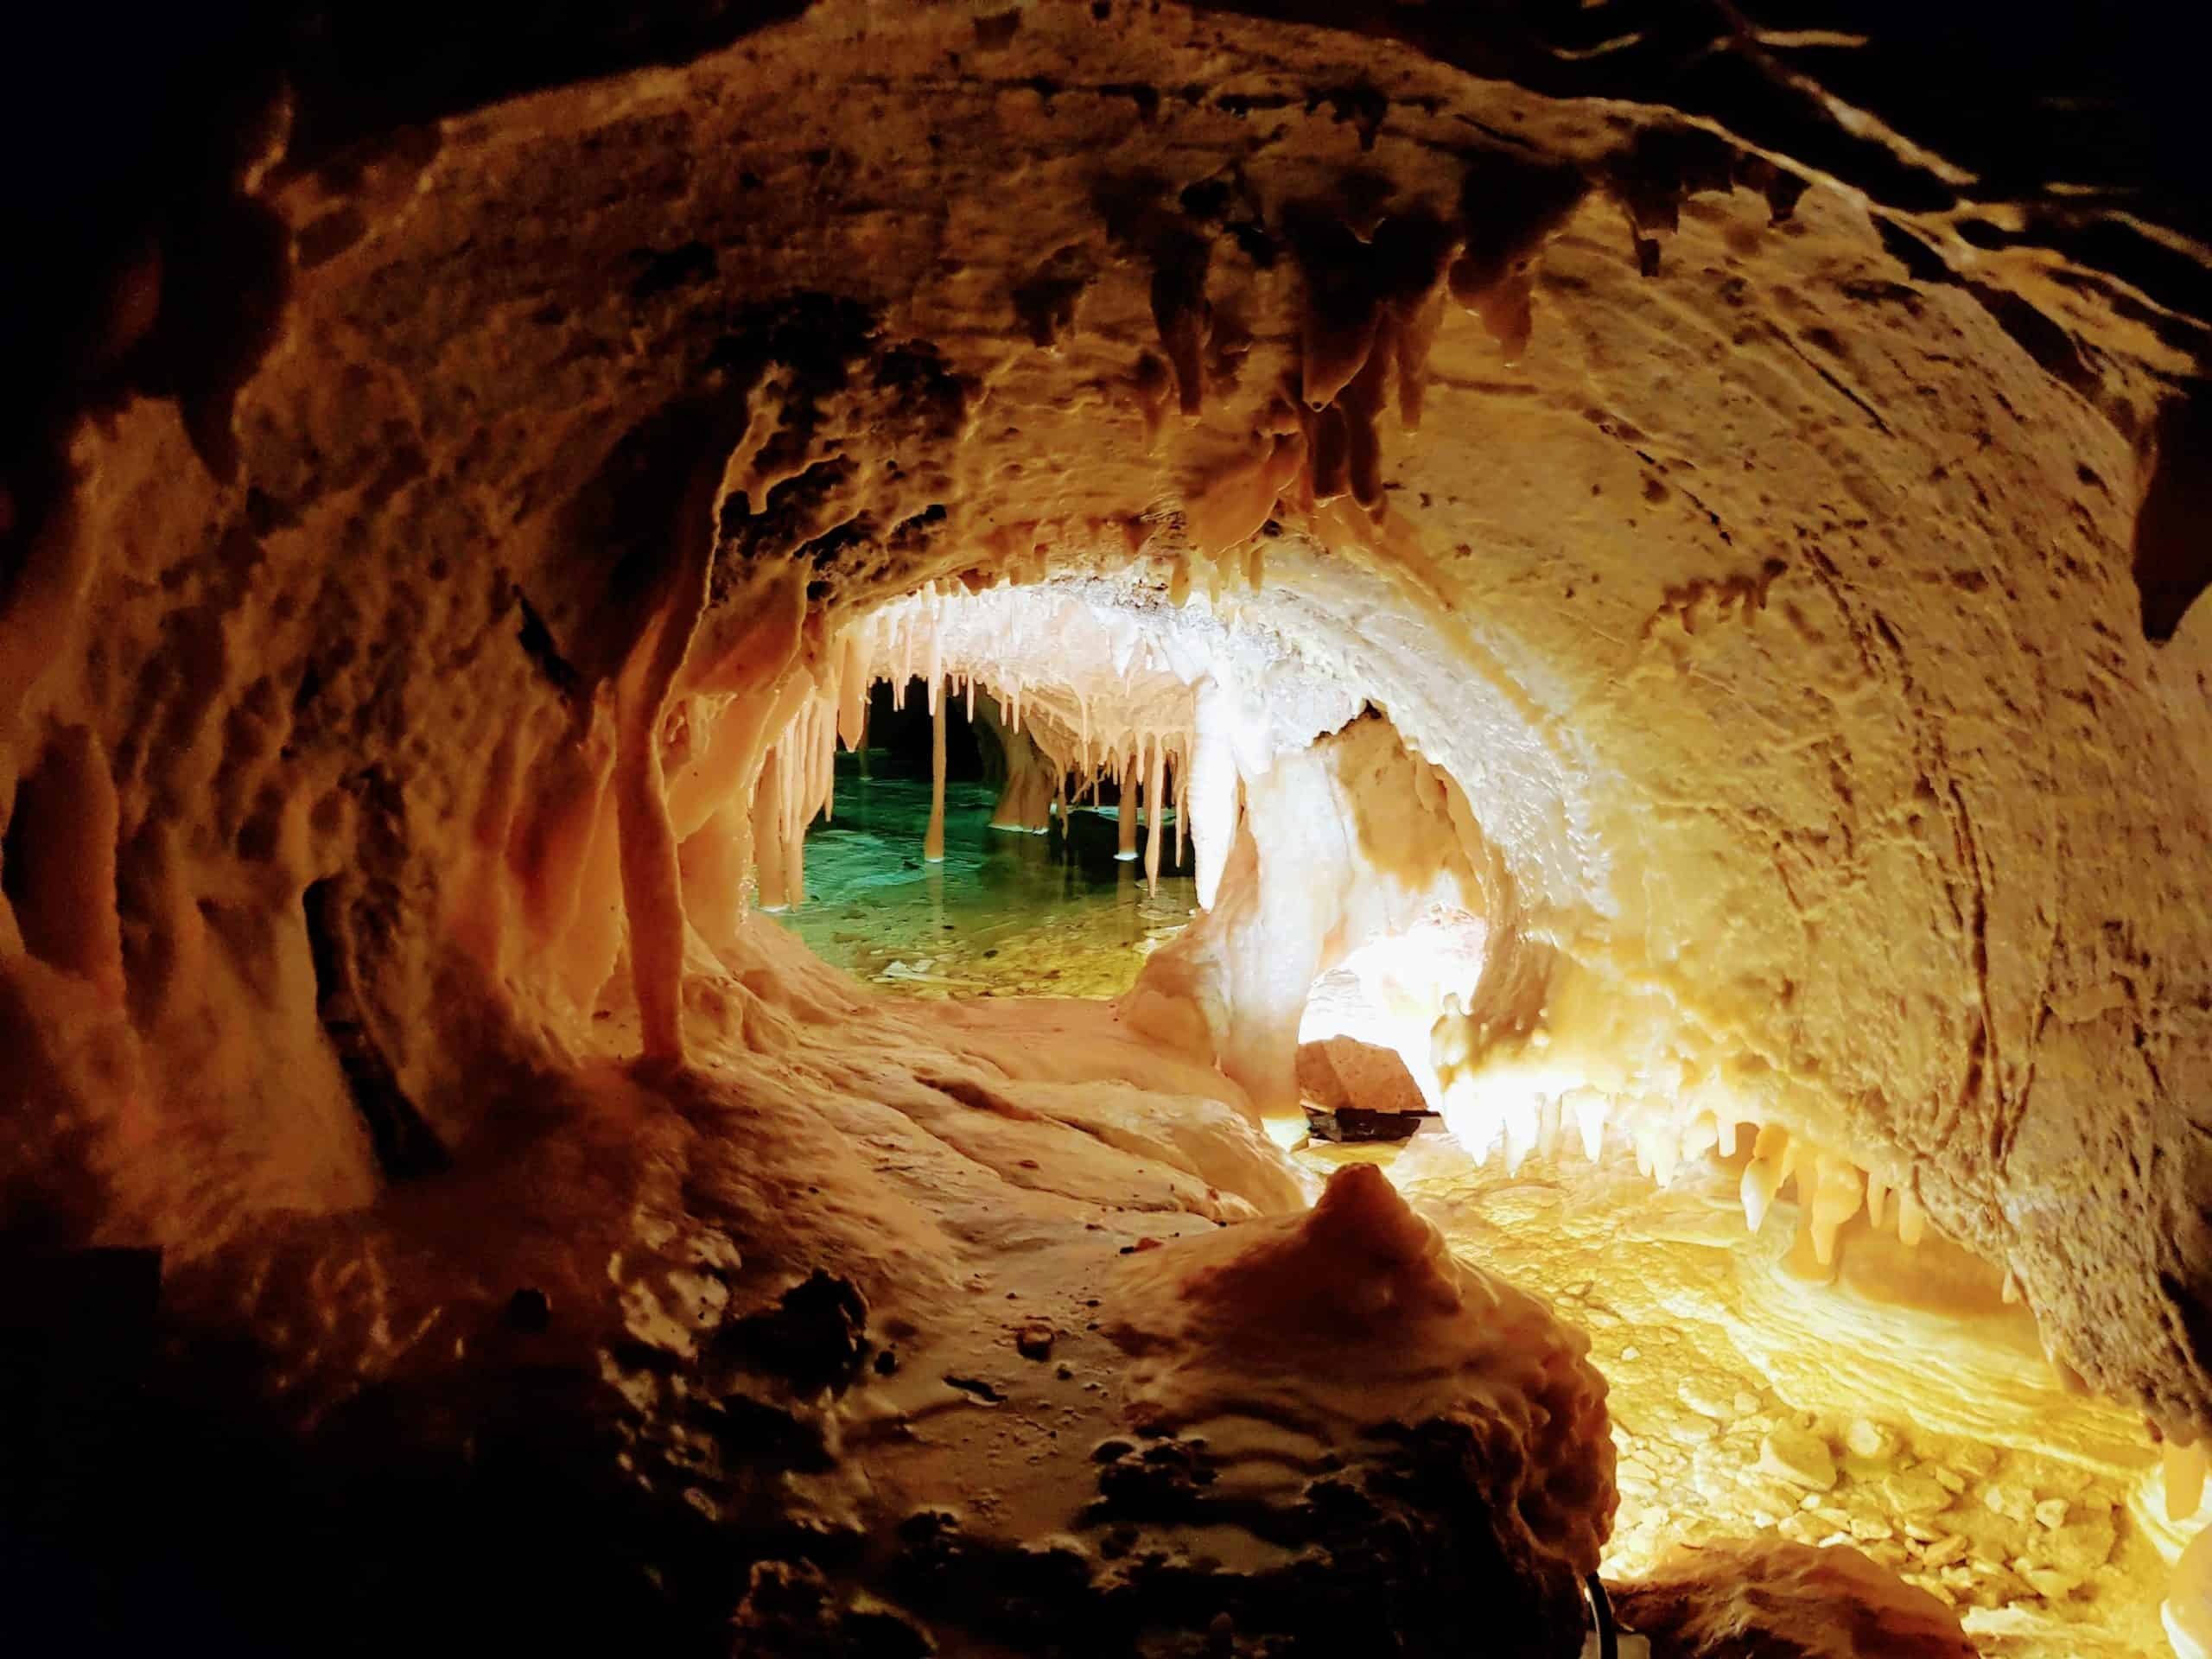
2134, 386, 2212, 644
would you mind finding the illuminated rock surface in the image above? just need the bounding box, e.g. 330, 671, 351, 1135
4, 0, 2211, 1653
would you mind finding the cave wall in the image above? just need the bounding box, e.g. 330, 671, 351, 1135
3, 0, 2211, 1455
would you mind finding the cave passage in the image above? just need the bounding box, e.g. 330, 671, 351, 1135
727, 571, 2185, 1653
766, 677, 1195, 995
7, 3, 2212, 1656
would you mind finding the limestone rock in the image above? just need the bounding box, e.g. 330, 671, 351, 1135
1883, 1472, 1954, 1517
1758, 1427, 1840, 1491
1923, 1535, 1972, 1569
1846, 1417, 1901, 1462
1983, 1483, 2037, 1524
1611, 1539, 1977, 1658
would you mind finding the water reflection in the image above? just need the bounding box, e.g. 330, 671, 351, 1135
767, 760, 1195, 998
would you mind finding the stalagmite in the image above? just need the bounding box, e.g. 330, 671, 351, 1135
924, 680, 946, 863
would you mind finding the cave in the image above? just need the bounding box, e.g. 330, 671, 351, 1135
5, 3, 2212, 1656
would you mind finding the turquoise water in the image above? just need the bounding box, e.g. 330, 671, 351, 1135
766, 760, 1197, 994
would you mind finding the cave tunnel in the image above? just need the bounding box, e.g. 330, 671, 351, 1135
5, 3, 2212, 1656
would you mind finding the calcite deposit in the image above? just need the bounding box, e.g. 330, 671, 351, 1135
4, 0, 2210, 1654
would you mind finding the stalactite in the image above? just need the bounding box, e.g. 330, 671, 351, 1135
677, 802, 748, 954
836, 620, 869, 752
817, 688, 838, 823
924, 681, 947, 863
1143, 728, 1165, 894
1172, 740, 1186, 871
926, 596, 943, 715
753, 742, 789, 910
787, 797, 808, 907
511, 705, 617, 951
609, 451, 730, 1067
1188, 677, 1240, 910
1116, 751, 1139, 861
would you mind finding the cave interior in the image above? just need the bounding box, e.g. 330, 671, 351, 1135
5, 3, 2212, 1657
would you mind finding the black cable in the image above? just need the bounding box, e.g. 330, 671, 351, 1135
1586, 1573, 1618, 1659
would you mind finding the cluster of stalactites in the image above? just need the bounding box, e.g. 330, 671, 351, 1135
850, 594, 1212, 895
747, 676, 843, 911
1432, 1023, 1942, 1272
1173, 181, 1587, 588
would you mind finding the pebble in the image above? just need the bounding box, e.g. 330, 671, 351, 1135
1691, 1465, 1740, 1504
1933, 1466, 1967, 1494
1742, 1483, 1797, 1522
1758, 1426, 1839, 1491
1678, 1376, 1734, 1420
2034, 1497, 2069, 1530
1882, 1471, 1953, 1516
1982, 1483, 2035, 1524
1845, 1417, 1899, 1461
1734, 1391, 1763, 1416
2024, 1567, 2082, 1600
1923, 1535, 1971, 1568
2033, 1518, 2116, 1574
1954, 1443, 2000, 1478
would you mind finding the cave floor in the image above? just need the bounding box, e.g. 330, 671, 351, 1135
1314, 1132, 2170, 1658
810, 800, 2177, 1656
